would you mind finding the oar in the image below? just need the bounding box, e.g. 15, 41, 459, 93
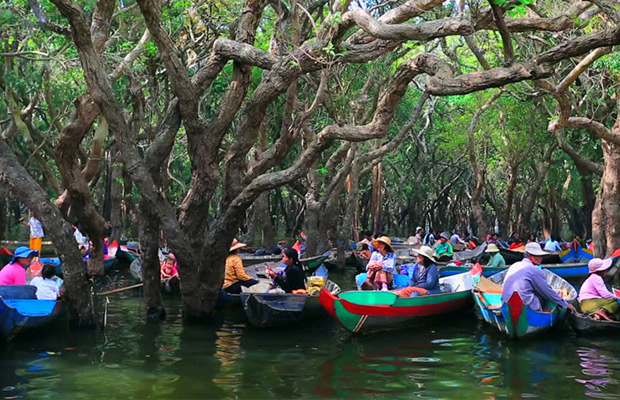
97, 283, 143, 296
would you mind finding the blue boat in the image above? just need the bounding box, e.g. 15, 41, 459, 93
559, 245, 594, 263
40, 256, 119, 277
0, 285, 63, 340
437, 262, 589, 279
472, 269, 577, 339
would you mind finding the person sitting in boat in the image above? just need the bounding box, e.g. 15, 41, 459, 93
435, 233, 453, 262
405, 227, 423, 246
422, 229, 435, 247
29, 264, 60, 300
570, 235, 585, 250
253, 240, 288, 256
507, 232, 524, 250
544, 235, 562, 252
502, 243, 576, 314
578, 258, 620, 321
450, 230, 466, 251
223, 239, 258, 294
0, 246, 38, 285
357, 243, 372, 261
526, 233, 537, 244
265, 247, 306, 293
160, 253, 179, 280
485, 244, 506, 268
360, 236, 397, 291
394, 246, 440, 297
358, 230, 375, 251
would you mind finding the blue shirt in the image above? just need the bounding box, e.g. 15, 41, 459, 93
501, 265, 568, 311
407, 263, 440, 293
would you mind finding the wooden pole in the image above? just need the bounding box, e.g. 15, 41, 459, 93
97, 283, 143, 296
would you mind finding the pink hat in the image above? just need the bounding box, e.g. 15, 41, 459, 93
588, 258, 613, 274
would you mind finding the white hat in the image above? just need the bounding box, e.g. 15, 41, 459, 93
525, 242, 548, 256
485, 244, 500, 253
411, 246, 437, 263
416, 226, 423, 232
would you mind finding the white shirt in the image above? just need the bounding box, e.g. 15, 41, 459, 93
30, 277, 60, 300
29, 217, 44, 238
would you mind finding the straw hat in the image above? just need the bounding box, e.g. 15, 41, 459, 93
371, 236, 394, 252
588, 258, 613, 274
439, 232, 449, 240
411, 246, 437, 263
229, 239, 247, 252
524, 242, 548, 256
485, 244, 500, 253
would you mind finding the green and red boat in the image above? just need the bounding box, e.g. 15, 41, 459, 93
319, 270, 477, 334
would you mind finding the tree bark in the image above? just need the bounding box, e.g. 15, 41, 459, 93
592, 140, 620, 257
139, 199, 165, 320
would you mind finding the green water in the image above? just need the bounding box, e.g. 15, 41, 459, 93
2, 272, 620, 399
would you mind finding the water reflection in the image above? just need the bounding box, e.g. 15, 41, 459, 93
575, 344, 620, 399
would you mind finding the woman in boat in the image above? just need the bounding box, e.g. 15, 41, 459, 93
434, 233, 453, 262
265, 247, 306, 293
578, 258, 620, 321
0, 246, 37, 285
394, 246, 440, 297
223, 239, 258, 294
485, 244, 506, 268
29, 264, 60, 300
160, 253, 179, 280
362, 236, 397, 291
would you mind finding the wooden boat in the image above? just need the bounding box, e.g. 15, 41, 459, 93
472, 269, 577, 339
240, 253, 325, 268
568, 311, 620, 334
0, 240, 57, 255
499, 247, 561, 264
438, 262, 589, 279
40, 256, 119, 277
0, 285, 63, 340
129, 258, 181, 294
240, 280, 341, 328
320, 271, 477, 334
323, 252, 368, 273
560, 245, 593, 264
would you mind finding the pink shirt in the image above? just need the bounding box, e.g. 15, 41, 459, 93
579, 274, 615, 302
0, 262, 27, 285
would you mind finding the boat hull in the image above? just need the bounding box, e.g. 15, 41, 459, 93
473, 269, 577, 339
568, 311, 620, 334
438, 262, 589, 279
0, 286, 63, 340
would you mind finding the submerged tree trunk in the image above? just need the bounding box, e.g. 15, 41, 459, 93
139, 199, 165, 320
0, 141, 94, 327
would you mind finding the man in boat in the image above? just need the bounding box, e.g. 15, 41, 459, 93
485, 244, 506, 268
223, 239, 259, 294
502, 243, 576, 313
0, 246, 38, 285
434, 233, 453, 262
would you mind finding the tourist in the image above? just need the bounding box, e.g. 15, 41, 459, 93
526, 234, 537, 244
394, 246, 439, 297
507, 232, 524, 249
485, 244, 506, 268
29, 264, 60, 300
254, 239, 288, 256
487, 233, 500, 246
578, 258, 620, 321
223, 239, 258, 294
422, 229, 435, 247
450, 230, 466, 250
406, 227, 424, 246
357, 243, 372, 261
435, 233, 453, 262
0, 246, 38, 285
265, 247, 306, 293
362, 236, 397, 291
544, 235, 562, 252
160, 253, 179, 280
20, 211, 44, 255
502, 243, 576, 313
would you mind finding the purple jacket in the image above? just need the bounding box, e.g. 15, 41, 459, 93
501, 265, 569, 311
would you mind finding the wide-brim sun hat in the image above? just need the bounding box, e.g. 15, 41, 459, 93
439, 232, 449, 240
524, 242, 548, 256
411, 246, 437, 263
485, 243, 500, 253
588, 257, 613, 274
371, 236, 394, 252
229, 239, 247, 252
416, 226, 423, 232
11, 246, 38, 262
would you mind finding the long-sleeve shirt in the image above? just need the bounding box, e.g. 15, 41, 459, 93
435, 242, 453, 258
29, 217, 44, 238
407, 263, 440, 293
368, 251, 397, 273
487, 252, 506, 268
579, 274, 616, 302
223, 254, 254, 289
273, 264, 305, 293
501, 265, 569, 311
504, 257, 535, 282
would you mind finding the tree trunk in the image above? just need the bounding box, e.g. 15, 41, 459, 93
0, 186, 7, 241
518, 144, 556, 233
592, 140, 620, 257
251, 193, 274, 247
502, 162, 519, 235
371, 162, 383, 235
139, 199, 165, 320
108, 149, 124, 241
577, 166, 596, 238
0, 141, 94, 327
